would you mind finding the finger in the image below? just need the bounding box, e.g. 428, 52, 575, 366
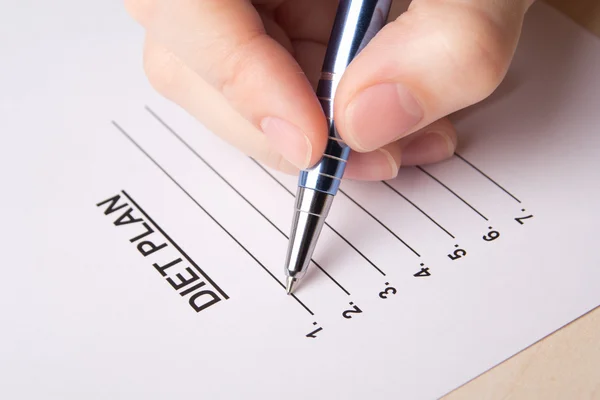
293, 40, 327, 90
274, 0, 339, 44
335, 0, 536, 152
141, 36, 299, 175
124, 0, 328, 169
344, 117, 458, 180
142, 34, 457, 181
397, 117, 457, 167
343, 145, 402, 181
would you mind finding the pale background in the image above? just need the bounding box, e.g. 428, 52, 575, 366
445, 0, 600, 399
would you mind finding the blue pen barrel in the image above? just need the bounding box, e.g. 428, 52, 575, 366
297, 0, 392, 196
298, 76, 351, 196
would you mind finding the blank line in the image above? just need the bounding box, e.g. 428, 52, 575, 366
382, 182, 455, 239
121, 190, 229, 300
455, 153, 522, 204
145, 106, 350, 296
249, 160, 294, 197
312, 260, 350, 295
416, 166, 489, 221
323, 223, 386, 276
338, 190, 421, 257
251, 160, 387, 276
112, 121, 314, 316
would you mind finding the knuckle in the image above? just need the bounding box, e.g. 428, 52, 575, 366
123, 0, 157, 25
142, 42, 181, 97
444, 13, 512, 102
210, 32, 265, 98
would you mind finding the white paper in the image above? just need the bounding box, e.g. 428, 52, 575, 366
1, 2, 599, 399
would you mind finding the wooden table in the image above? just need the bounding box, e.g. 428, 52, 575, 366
444, 1, 600, 398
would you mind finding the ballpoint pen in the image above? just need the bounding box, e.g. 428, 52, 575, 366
284, 0, 393, 294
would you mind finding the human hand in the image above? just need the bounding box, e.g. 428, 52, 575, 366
125, 0, 535, 180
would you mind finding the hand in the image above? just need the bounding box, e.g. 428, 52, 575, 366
125, 0, 535, 180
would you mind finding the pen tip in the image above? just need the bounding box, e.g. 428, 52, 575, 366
286, 276, 296, 295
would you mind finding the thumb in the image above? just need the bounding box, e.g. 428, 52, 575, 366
334, 0, 535, 152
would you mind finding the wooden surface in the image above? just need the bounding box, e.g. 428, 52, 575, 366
444, 1, 600, 399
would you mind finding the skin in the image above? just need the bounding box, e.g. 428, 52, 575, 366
124, 0, 536, 181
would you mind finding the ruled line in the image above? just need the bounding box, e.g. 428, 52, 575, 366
251, 159, 387, 276
382, 182, 455, 239
112, 121, 314, 316
145, 106, 350, 297
416, 166, 489, 221
455, 153, 522, 204
338, 189, 421, 257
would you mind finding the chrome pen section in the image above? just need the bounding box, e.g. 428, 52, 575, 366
284, 0, 393, 294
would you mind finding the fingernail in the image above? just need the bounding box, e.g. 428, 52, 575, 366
377, 148, 400, 179
345, 83, 423, 152
343, 148, 400, 181
402, 131, 455, 166
260, 117, 312, 169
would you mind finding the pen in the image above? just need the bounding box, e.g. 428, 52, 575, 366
284, 0, 393, 294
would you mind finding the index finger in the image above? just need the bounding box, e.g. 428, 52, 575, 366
125, 0, 328, 169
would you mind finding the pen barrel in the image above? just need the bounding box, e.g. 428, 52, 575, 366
298, 0, 393, 196
322, 0, 393, 75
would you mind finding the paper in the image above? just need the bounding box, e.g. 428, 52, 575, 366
1, 2, 599, 399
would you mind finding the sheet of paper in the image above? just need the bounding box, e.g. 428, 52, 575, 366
1, 2, 599, 399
